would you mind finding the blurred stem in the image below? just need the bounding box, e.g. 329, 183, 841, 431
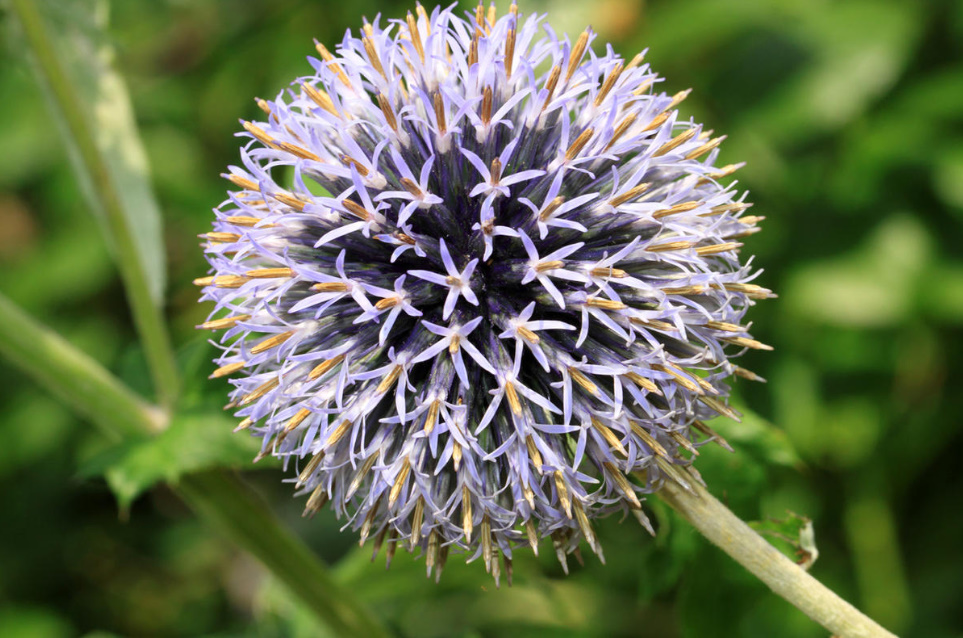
0, 292, 164, 439
179, 471, 391, 638
0, 293, 388, 638
657, 469, 898, 638
9, 0, 179, 410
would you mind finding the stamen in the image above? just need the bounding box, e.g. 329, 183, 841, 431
359, 496, 381, 545
406, 12, 425, 62
346, 454, 378, 499
301, 83, 340, 117
651, 363, 703, 395
692, 419, 734, 451
210, 361, 245, 379
490, 157, 502, 184
653, 127, 698, 157
721, 336, 773, 351
698, 395, 742, 421
542, 65, 561, 108
696, 242, 742, 256
590, 417, 626, 455
224, 216, 273, 227
702, 202, 752, 217
375, 296, 401, 310
203, 232, 241, 243
590, 266, 627, 278
324, 418, 352, 447
363, 37, 387, 80
303, 484, 329, 517
462, 486, 473, 543
538, 196, 565, 221
481, 517, 493, 571
505, 25, 517, 78
200, 314, 250, 330
481, 86, 493, 125
424, 399, 441, 434
525, 519, 538, 554
341, 199, 371, 220
245, 267, 295, 279
603, 113, 637, 151
240, 377, 279, 405
250, 330, 294, 355
586, 297, 627, 310
376, 365, 403, 394
339, 155, 370, 178
646, 240, 695, 253
565, 128, 594, 161
399, 177, 423, 197
641, 111, 670, 133
410, 497, 424, 548
685, 135, 726, 160
504, 380, 522, 415
388, 457, 411, 506
629, 421, 668, 458
432, 92, 447, 135
314, 42, 351, 87
225, 173, 259, 192
669, 431, 699, 456
517, 326, 540, 343
311, 282, 349, 293
284, 407, 312, 432
535, 260, 564, 272
625, 371, 661, 395
569, 367, 599, 396
603, 462, 641, 508
566, 30, 590, 82
594, 61, 624, 107
718, 282, 773, 299
526, 435, 543, 471
660, 88, 692, 114
376, 93, 399, 132
609, 183, 650, 207
296, 452, 325, 488
652, 200, 700, 219
554, 471, 572, 518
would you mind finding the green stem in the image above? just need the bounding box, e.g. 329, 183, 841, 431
0, 294, 388, 637
0, 292, 164, 439
657, 468, 898, 638
9, 0, 179, 409
179, 471, 391, 638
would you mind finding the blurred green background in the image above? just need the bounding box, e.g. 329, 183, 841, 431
1, 0, 961, 636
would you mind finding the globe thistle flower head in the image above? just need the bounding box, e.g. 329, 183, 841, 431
196, 2, 772, 581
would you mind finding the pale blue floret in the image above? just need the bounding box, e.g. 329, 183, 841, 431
197, 2, 770, 575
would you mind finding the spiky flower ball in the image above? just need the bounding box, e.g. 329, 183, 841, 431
196, 3, 772, 580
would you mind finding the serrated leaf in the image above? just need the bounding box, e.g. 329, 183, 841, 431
81, 410, 264, 509
749, 511, 819, 570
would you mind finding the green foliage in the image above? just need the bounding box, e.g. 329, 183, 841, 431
79, 409, 264, 511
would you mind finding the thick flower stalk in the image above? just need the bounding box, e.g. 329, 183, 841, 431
196, 2, 772, 581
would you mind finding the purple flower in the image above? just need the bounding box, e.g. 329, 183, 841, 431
197, 2, 772, 582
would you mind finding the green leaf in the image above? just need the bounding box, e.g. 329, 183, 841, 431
81, 410, 264, 509
0, 606, 73, 638
749, 511, 819, 570
783, 215, 932, 328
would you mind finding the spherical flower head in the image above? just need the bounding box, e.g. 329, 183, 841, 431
196, 2, 772, 580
